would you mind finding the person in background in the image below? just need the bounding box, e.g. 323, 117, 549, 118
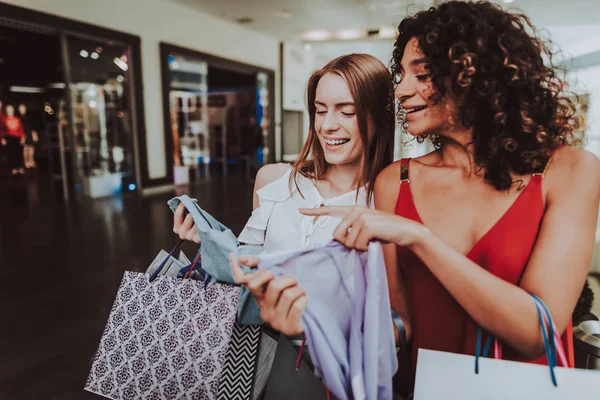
240, 112, 264, 177
0, 100, 6, 170
3, 104, 26, 175
19, 104, 38, 169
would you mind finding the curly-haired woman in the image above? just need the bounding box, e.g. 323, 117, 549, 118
244, 0, 600, 391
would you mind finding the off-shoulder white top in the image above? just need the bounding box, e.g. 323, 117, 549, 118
238, 167, 368, 250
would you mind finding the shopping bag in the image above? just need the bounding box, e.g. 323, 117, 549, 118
262, 335, 332, 400
84, 268, 240, 399
414, 294, 600, 399
84, 196, 260, 399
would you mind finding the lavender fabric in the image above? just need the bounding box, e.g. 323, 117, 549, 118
257, 241, 398, 400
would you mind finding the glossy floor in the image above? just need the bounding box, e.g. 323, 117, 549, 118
0, 171, 254, 400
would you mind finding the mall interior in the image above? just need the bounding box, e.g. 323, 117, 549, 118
0, 0, 600, 399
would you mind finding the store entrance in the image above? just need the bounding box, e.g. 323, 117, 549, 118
0, 20, 140, 204
161, 43, 275, 186
0, 24, 65, 204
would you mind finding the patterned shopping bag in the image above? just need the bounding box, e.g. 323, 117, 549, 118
84, 270, 240, 399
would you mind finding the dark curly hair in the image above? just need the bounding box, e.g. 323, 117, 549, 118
392, 1, 583, 190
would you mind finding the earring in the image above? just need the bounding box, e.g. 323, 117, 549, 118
398, 105, 409, 134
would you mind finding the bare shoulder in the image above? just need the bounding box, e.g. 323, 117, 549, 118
255, 163, 292, 191
546, 146, 600, 200
547, 146, 600, 181
374, 161, 402, 211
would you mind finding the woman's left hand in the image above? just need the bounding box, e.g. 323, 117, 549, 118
299, 206, 426, 251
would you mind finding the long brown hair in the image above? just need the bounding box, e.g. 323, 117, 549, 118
290, 53, 395, 205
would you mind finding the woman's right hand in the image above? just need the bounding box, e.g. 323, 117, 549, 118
230, 253, 307, 336
173, 203, 200, 243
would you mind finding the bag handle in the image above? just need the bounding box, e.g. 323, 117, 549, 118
475, 294, 568, 387
149, 239, 183, 281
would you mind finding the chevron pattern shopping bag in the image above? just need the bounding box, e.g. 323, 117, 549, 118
218, 323, 261, 398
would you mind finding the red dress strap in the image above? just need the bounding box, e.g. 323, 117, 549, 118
400, 158, 411, 183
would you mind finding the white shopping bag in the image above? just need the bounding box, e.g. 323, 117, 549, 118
414, 348, 600, 399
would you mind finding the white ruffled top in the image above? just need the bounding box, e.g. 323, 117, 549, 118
238, 167, 368, 250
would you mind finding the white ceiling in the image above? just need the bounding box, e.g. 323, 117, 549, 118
170, 0, 600, 42
170, 0, 432, 41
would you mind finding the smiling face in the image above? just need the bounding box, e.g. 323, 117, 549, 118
314, 72, 367, 167
394, 37, 460, 138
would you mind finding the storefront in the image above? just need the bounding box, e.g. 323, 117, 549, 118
0, 3, 146, 201
159, 43, 275, 185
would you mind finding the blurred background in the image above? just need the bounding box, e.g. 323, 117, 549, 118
0, 0, 599, 398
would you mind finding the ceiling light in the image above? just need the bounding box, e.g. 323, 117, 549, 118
304, 44, 312, 51
379, 26, 397, 39
302, 30, 331, 41
120, 55, 128, 63
113, 57, 129, 71
337, 29, 364, 40
116, 75, 125, 83
96, 46, 103, 54
48, 82, 66, 89
91, 52, 99, 60
276, 9, 292, 18
80, 50, 89, 58
9, 86, 45, 93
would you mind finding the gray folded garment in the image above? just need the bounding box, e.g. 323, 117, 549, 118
145, 249, 186, 277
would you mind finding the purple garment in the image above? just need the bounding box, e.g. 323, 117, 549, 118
257, 241, 398, 400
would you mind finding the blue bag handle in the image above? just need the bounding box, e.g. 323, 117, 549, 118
475, 294, 560, 387
149, 239, 184, 281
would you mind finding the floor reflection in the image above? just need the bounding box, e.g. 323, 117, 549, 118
0, 173, 253, 399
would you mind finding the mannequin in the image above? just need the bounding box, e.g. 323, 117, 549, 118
4, 105, 25, 175
19, 104, 38, 169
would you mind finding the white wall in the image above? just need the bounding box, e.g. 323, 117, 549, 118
3, 0, 280, 182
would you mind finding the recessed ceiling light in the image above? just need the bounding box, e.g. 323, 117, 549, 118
379, 26, 397, 39
80, 50, 89, 58
302, 30, 331, 41
96, 47, 103, 54
337, 29, 364, 40
276, 9, 292, 18
114, 57, 129, 71
91, 52, 99, 60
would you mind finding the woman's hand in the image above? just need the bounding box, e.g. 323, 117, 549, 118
173, 203, 200, 243
299, 206, 427, 251
230, 253, 307, 336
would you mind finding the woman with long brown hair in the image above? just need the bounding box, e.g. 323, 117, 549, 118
174, 52, 395, 319
238, 0, 600, 394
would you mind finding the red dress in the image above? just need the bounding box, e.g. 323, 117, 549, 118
394, 158, 573, 383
